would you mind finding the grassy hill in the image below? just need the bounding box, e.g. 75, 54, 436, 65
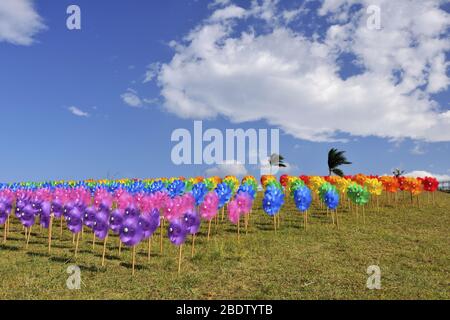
0, 191, 449, 299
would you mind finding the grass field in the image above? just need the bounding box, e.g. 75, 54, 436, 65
1, 191, 449, 300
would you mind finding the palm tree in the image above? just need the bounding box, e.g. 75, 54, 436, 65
268, 153, 287, 175
392, 168, 405, 178
328, 148, 352, 177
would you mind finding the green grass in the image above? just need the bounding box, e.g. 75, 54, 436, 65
1, 192, 449, 300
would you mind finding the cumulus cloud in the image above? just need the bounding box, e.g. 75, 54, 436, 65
205, 160, 248, 177
121, 88, 143, 108
68, 106, 90, 117
153, 0, 450, 142
0, 0, 46, 45
404, 170, 450, 182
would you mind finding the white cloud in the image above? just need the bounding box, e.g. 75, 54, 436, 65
121, 88, 143, 108
410, 142, 425, 155
205, 160, 248, 177
405, 170, 450, 182
0, 0, 46, 45
68, 106, 90, 117
210, 5, 246, 22
155, 0, 450, 142
143, 63, 161, 83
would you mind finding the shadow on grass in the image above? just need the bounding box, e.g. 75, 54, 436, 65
120, 262, 148, 271
26, 251, 50, 258
0, 244, 20, 251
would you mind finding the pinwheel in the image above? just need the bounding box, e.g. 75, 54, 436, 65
347, 183, 370, 224
192, 182, 208, 207
293, 185, 312, 230
199, 191, 219, 240
422, 177, 439, 204
66, 207, 83, 257
168, 219, 187, 274
0, 201, 11, 243
93, 209, 110, 266
364, 178, 383, 212
182, 211, 201, 257
234, 191, 253, 236
324, 189, 340, 227
262, 184, 285, 231
119, 216, 143, 275
215, 182, 232, 221
168, 179, 185, 198
139, 208, 160, 261
18, 204, 36, 249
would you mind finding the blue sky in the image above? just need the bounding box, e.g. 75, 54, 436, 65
0, 0, 449, 182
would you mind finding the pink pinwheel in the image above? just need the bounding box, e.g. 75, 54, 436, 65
162, 197, 182, 222
227, 199, 240, 225
117, 191, 134, 210
199, 191, 219, 221
235, 192, 253, 215
180, 193, 195, 213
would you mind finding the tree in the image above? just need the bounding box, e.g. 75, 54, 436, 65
268, 153, 287, 175
392, 168, 405, 178
328, 148, 352, 177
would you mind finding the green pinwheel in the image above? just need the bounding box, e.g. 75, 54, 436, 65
347, 183, 370, 205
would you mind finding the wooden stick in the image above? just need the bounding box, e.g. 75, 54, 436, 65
237, 216, 240, 241
363, 206, 366, 224
119, 240, 122, 256
26, 226, 32, 249
92, 234, 96, 250
207, 220, 212, 241
304, 211, 307, 231
60, 216, 63, 239
221, 206, 225, 221
48, 215, 53, 254
274, 215, 277, 233
101, 235, 108, 267
147, 236, 152, 262
178, 244, 183, 275
336, 209, 340, 230
3, 218, 7, 243
191, 234, 196, 258
75, 232, 80, 258
160, 218, 164, 254
132, 246, 136, 276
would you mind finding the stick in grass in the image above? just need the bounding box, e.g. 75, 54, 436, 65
26, 226, 32, 249
191, 234, 196, 258
147, 236, 152, 262
207, 220, 212, 241
48, 214, 53, 253
132, 245, 136, 276
75, 232, 80, 258
178, 244, 183, 275
101, 235, 108, 267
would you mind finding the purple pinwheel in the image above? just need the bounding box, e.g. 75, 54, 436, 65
83, 206, 97, 228
124, 205, 140, 218
63, 202, 75, 218
39, 201, 51, 229
0, 202, 9, 225
51, 199, 63, 218
109, 209, 124, 234
31, 199, 42, 213
93, 210, 109, 240
119, 216, 143, 247
138, 208, 160, 239
182, 211, 201, 235
66, 207, 83, 234
168, 219, 187, 246
19, 204, 36, 228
